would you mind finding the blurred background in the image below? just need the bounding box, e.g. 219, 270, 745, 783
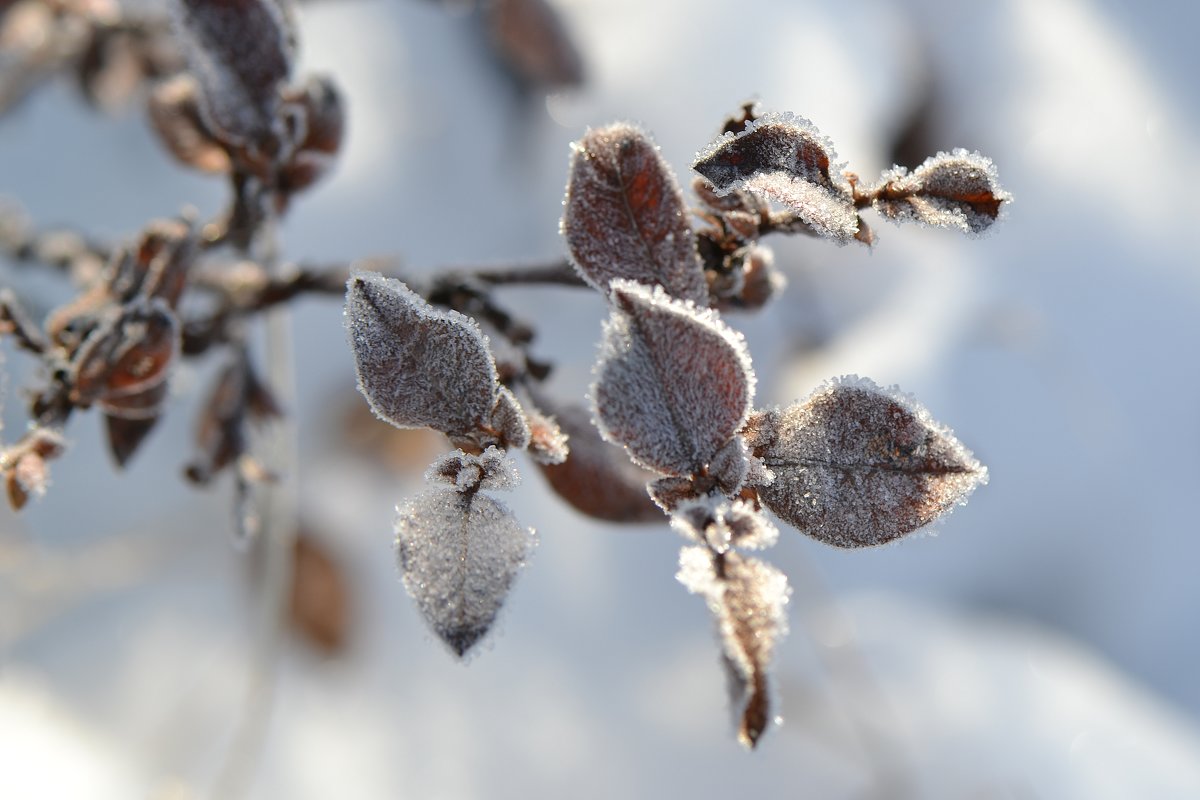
2, 0, 1199, 797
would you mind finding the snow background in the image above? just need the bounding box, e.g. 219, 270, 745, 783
2, 0, 1200, 797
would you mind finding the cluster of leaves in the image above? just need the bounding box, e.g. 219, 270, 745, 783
0, 0, 345, 528
347, 108, 1005, 746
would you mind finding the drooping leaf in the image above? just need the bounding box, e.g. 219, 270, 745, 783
745, 376, 987, 548
395, 487, 536, 657
562, 124, 708, 304
870, 149, 1010, 234
536, 404, 662, 523
289, 528, 351, 654
677, 546, 790, 748
592, 280, 754, 476
486, 0, 584, 89
170, 0, 295, 147
693, 112, 861, 242
345, 271, 499, 437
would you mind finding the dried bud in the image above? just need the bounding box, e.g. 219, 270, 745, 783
395, 487, 536, 657
425, 446, 521, 493
746, 376, 987, 548
563, 124, 708, 305
694, 112, 861, 243
870, 150, 1010, 234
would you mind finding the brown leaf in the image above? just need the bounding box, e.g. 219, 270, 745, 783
289, 530, 351, 654
745, 376, 987, 548
693, 112, 860, 242
148, 74, 232, 174
104, 412, 160, 468
486, 0, 583, 89
562, 123, 708, 305
70, 298, 178, 410
677, 546, 789, 748
537, 404, 661, 523
171, 0, 295, 149
345, 272, 500, 437
592, 281, 753, 476
870, 149, 1010, 234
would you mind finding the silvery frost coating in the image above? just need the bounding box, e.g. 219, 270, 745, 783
425, 446, 521, 493
870, 149, 1011, 235
345, 272, 499, 437
670, 496, 780, 553
744, 376, 987, 548
562, 123, 709, 305
169, 0, 295, 147
677, 545, 790, 748
591, 280, 754, 476
395, 487, 536, 657
693, 112, 861, 243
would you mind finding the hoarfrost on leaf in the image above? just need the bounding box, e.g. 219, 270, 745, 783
677, 545, 789, 748
671, 497, 779, 553
395, 487, 536, 658
562, 123, 708, 305
345, 271, 499, 437
591, 280, 754, 476
871, 149, 1011, 234
693, 113, 860, 242
487, 386, 532, 451
425, 446, 521, 493
170, 0, 295, 148
745, 376, 987, 548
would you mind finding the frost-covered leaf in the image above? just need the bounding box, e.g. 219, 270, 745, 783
708, 435, 749, 496
425, 446, 521, 493
746, 376, 987, 548
395, 487, 536, 657
671, 497, 779, 553
170, 0, 295, 147
487, 386, 531, 451
562, 124, 708, 304
677, 546, 789, 748
522, 403, 569, 466
345, 272, 498, 436
537, 404, 661, 523
592, 280, 754, 476
870, 149, 1011, 234
693, 113, 860, 242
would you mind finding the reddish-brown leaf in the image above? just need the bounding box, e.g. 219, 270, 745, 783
563, 124, 708, 304
870, 149, 1010, 234
289, 529, 351, 654
745, 376, 987, 548
486, 0, 584, 89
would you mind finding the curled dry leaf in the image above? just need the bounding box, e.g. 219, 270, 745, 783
536, 404, 661, 523
592, 280, 753, 476
276, 74, 345, 198
170, 0, 295, 148
745, 376, 987, 548
395, 487, 536, 657
69, 298, 178, 414
677, 546, 789, 748
870, 149, 1011, 234
1, 427, 65, 510
185, 351, 279, 484
562, 123, 708, 305
693, 113, 861, 243
345, 271, 499, 437
486, 0, 584, 89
